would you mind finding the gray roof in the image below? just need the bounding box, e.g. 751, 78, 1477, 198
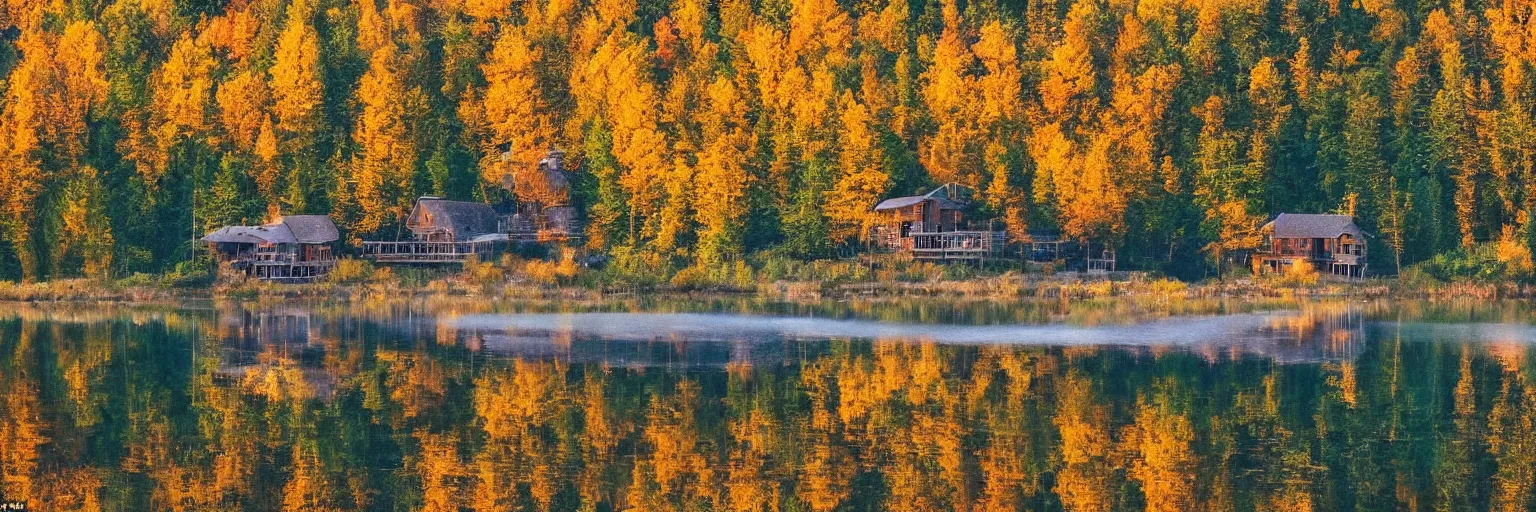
874, 186, 966, 211
1265, 213, 1364, 239
409, 198, 499, 239
202, 215, 337, 245
203, 224, 296, 244
279, 215, 339, 244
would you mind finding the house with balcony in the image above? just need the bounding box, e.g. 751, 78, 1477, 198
1254, 213, 1368, 279
203, 215, 339, 282
870, 184, 1005, 262
360, 197, 505, 263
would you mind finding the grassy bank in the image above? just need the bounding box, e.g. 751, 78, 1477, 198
16, 242, 1536, 303
0, 251, 1419, 304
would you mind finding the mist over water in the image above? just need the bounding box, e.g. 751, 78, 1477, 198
448, 311, 1292, 345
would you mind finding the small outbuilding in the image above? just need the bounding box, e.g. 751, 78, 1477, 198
1255, 213, 1368, 279
203, 215, 339, 282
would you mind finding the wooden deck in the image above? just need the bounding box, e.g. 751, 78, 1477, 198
360, 240, 501, 263
1256, 252, 1366, 280
221, 251, 336, 282
502, 217, 584, 244
248, 260, 334, 282
909, 231, 1006, 261
506, 229, 584, 243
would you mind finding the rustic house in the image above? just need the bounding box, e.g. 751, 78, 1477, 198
406, 197, 500, 242
1255, 213, 1368, 279
871, 184, 1004, 261
361, 197, 505, 263
203, 215, 339, 282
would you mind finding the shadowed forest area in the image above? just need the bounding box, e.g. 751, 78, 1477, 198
1, 0, 1534, 282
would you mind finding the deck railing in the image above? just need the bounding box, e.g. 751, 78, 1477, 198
249, 259, 335, 282
908, 231, 1006, 260
502, 219, 584, 243
360, 240, 500, 263
249, 251, 298, 265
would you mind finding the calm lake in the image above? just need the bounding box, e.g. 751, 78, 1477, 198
3, 298, 1536, 511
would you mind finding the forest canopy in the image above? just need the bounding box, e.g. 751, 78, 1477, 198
0, 0, 1529, 280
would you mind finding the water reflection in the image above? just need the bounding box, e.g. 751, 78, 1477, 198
0, 300, 1534, 511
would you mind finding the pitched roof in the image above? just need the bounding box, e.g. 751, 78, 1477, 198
410, 198, 500, 238
279, 215, 339, 244
202, 215, 338, 245
1265, 213, 1364, 239
203, 224, 296, 244
874, 186, 967, 211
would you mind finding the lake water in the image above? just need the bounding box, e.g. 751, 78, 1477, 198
3, 298, 1535, 510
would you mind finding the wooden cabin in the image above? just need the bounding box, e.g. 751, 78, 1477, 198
1255, 213, 1368, 279
406, 197, 500, 242
361, 197, 505, 263
870, 185, 1005, 261
502, 149, 582, 242
203, 215, 338, 282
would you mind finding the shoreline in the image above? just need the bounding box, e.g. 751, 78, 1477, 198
0, 271, 1446, 305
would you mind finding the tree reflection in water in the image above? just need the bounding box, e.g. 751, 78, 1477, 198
1, 299, 1534, 511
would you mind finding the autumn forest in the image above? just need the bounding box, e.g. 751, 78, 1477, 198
0, 0, 1531, 280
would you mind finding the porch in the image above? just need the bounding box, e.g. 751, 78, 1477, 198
909, 231, 1007, 261
360, 239, 503, 263
248, 259, 336, 283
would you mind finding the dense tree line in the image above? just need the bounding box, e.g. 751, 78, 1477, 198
1, 0, 1533, 280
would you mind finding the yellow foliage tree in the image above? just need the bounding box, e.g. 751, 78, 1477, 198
579, 33, 670, 242
827, 93, 890, 244
1056, 132, 1128, 244
351, 45, 421, 234
478, 27, 556, 191
270, 0, 324, 141
919, 16, 978, 187
1, 22, 108, 280
1040, 2, 1099, 122
692, 77, 754, 261
216, 70, 271, 152
55, 167, 115, 278
147, 35, 216, 185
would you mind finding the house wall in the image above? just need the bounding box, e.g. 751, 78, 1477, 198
300, 244, 334, 262
1257, 234, 1366, 278
876, 203, 964, 234
407, 212, 454, 242
416, 229, 454, 242
407, 206, 449, 242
